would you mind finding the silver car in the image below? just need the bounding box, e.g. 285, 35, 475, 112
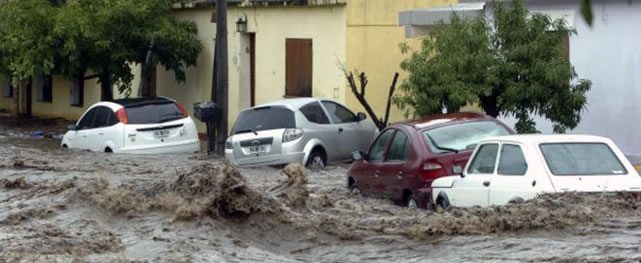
225, 98, 377, 169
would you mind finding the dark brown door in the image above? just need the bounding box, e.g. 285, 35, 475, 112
250, 33, 256, 106
285, 38, 312, 97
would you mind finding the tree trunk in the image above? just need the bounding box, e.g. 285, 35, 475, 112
12, 80, 20, 126
480, 95, 499, 117
100, 73, 113, 101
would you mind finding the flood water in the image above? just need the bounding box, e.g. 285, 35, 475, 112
1, 131, 641, 262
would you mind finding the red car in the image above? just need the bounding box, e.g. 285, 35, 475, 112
348, 112, 514, 209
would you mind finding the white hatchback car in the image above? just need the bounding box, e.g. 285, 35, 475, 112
431, 134, 641, 208
225, 98, 377, 168
62, 97, 199, 154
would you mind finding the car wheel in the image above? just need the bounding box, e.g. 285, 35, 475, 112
406, 195, 419, 209
349, 184, 360, 195
436, 193, 451, 210
306, 151, 326, 171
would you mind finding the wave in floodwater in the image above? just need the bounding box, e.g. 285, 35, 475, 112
2, 136, 641, 262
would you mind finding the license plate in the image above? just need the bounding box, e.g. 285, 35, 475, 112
153, 130, 170, 138
249, 145, 266, 153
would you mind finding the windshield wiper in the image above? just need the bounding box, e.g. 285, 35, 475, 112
426, 134, 459, 153
234, 128, 258, 135
159, 117, 183, 123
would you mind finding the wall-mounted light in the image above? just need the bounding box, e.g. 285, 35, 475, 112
236, 14, 247, 33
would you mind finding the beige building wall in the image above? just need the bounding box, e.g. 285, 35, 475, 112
0, 75, 11, 113
0, 67, 140, 121
345, 0, 454, 123
161, 5, 347, 132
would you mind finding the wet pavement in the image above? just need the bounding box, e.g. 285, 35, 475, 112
1, 128, 641, 262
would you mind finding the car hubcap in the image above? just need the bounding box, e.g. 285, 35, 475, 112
309, 156, 325, 170
407, 199, 418, 209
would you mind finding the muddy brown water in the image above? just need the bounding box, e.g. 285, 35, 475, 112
1, 135, 641, 262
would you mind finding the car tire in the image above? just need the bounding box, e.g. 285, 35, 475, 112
436, 193, 451, 210
306, 151, 326, 171
406, 195, 419, 209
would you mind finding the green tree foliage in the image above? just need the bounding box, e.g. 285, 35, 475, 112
0, 0, 201, 102
0, 0, 58, 82
395, 0, 591, 133
54, 0, 201, 100
0, 0, 59, 121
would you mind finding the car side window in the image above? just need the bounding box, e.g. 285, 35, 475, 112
93, 106, 109, 128
368, 129, 395, 162
300, 102, 330, 124
78, 108, 98, 130
467, 143, 499, 174
106, 108, 118, 126
321, 101, 356, 124
498, 144, 528, 176
387, 131, 410, 161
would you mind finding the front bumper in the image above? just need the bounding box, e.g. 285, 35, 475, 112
225, 150, 306, 167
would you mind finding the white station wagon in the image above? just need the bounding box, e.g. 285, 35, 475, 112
62, 97, 200, 154
431, 134, 641, 208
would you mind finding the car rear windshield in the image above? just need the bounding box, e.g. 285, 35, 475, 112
422, 121, 511, 153
540, 143, 627, 175
126, 102, 185, 124
232, 107, 295, 134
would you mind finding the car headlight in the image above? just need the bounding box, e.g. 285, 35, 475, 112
283, 128, 303, 143
225, 138, 233, 149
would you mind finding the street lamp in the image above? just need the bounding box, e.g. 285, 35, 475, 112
235, 15, 247, 33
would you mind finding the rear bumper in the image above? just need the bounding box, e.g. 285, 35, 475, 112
225, 150, 305, 167
116, 140, 200, 154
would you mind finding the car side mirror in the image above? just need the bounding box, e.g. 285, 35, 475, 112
356, 112, 367, 122
452, 165, 464, 177
67, 124, 78, 131
352, 151, 368, 161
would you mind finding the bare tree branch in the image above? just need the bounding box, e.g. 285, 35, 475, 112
383, 72, 400, 126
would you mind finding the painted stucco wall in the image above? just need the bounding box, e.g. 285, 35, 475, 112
345, 0, 454, 123
488, 0, 641, 154
0, 68, 140, 121
160, 5, 347, 132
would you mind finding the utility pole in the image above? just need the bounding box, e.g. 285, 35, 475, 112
212, 0, 229, 155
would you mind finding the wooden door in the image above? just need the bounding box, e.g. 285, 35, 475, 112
285, 39, 312, 97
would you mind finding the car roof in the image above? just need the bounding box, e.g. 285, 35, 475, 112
248, 98, 333, 111
396, 112, 491, 130
481, 134, 612, 144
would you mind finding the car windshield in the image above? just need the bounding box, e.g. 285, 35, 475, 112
422, 121, 511, 153
540, 143, 627, 175
126, 102, 185, 124
232, 107, 295, 134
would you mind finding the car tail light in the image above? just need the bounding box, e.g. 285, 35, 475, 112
116, 108, 128, 124
419, 162, 448, 182
175, 103, 189, 118
283, 128, 303, 142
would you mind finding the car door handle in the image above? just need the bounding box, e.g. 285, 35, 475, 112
397, 171, 403, 180
99, 133, 104, 135
338, 128, 344, 133
483, 181, 490, 187
375, 170, 380, 177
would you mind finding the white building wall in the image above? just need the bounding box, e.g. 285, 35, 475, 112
495, 0, 641, 154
